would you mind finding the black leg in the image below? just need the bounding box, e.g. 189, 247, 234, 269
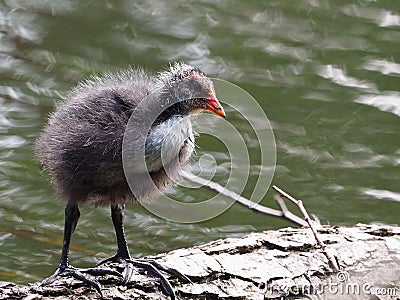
59, 204, 80, 268
95, 204, 192, 300
40, 203, 122, 295
96, 203, 131, 265
112, 204, 131, 259
45, 203, 191, 299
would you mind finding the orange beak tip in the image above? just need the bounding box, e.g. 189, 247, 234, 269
206, 98, 225, 118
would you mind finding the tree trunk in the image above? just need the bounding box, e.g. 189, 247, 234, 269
1, 224, 399, 300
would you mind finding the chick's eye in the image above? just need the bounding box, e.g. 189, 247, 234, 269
195, 98, 207, 109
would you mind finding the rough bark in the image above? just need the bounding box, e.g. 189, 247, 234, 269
1, 224, 399, 300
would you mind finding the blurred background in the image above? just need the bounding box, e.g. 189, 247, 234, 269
0, 0, 399, 284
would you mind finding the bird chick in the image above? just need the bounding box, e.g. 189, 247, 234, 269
35, 62, 225, 299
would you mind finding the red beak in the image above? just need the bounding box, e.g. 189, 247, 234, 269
205, 98, 225, 118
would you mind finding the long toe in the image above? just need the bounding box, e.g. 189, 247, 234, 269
69, 268, 103, 296
95, 254, 121, 267
141, 259, 192, 283
126, 259, 183, 299
121, 261, 135, 284
40, 265, 122, 296
83, 267, 123, 278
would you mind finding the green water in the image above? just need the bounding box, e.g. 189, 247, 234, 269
0, 0, 399, 284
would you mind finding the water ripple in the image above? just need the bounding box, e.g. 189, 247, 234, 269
317, 64, 377, 91
342, 5, 400, 28
0, 135, 25, 148
355, 92, 400, 116
362, 58, 400, 76
361, 188, 400, 203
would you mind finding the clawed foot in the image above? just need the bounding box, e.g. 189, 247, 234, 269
40, 265, 123, 296
97, 256, 192, 299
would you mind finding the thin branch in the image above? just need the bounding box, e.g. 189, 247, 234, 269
273, 195, 307, 227
181, 172, 307, 227
272, 185, 340, 271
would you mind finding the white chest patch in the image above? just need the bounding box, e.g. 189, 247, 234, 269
145, 116, 193, 172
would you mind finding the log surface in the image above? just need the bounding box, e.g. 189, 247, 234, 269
1, 224, 399, 300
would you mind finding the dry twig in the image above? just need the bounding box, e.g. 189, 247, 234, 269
182, 172, 307, 227
182, 173, 339, 271
272, 185, 340, 271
